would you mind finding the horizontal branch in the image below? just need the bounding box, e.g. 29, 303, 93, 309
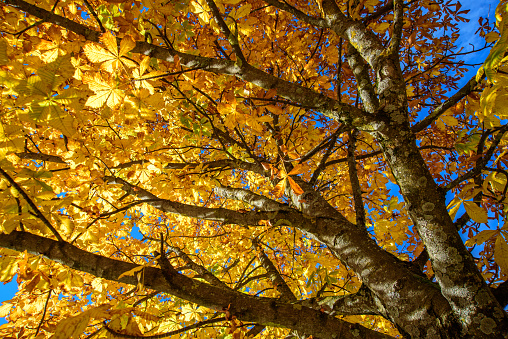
103, 176, 305, 227
16, 151, 67, 164
0, 231, 393, 339
214, 185, 290, 212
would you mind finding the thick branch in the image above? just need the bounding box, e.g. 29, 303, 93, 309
252, 239, 296, 302
0, 231, 393, 339
492, 281, 508, 308
318, 284, 382, 316
387, 0, 404, 57
214, 185, 290, 212
103, 176, 305, 227
346, 43, 379, 113
346, 130, 366, 228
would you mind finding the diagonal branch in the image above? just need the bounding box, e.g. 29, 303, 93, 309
0, 167, 64, 242
83, 0, 105, 33
214, 185, 290, 212
300, 125, 347, 163
444, 126, 508, 191
0, 231, 394, 339
205, 0, 246, 64
167, 244, 230, 289
252, 239, 296, 302
412, 75, 479, 133
5, 0, 367, 128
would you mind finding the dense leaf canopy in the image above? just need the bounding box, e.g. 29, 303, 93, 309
0, 0, 508, 338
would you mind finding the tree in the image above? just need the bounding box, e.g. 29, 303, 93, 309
0, 0, 507, 337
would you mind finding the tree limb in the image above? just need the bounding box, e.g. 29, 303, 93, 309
0, 231, 394, 339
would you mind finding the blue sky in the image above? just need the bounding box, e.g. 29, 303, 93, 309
0, 0, 500, 327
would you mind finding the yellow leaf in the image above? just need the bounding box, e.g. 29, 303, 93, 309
51, 313, 90, 339
0, 258, 18, 282
0, 302, 12, 317
235, 4, 252, 19
84, 33, 137, 73
101, 32, 119, 57
83, 74, 124, 108
85, 91, 111, 108
118, 35, 136, 58
495, 235, 508, 272
136, 70, 167, 80
83, 43, 114, 64
464, 229, 498, 247
463, 201, 488, 224
139, 56, 151, 75
118, 265, 145, 279
372, 22, 391, 34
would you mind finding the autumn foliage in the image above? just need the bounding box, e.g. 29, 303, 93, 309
0, 0, 507, 337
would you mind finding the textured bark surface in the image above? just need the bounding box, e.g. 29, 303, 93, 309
0, 0, 507, 338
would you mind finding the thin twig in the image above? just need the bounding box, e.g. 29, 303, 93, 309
0, 167, 64, 242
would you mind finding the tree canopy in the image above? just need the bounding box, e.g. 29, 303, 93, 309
0, 0, 508, 337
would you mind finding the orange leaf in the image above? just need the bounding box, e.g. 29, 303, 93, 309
287, 177, 304, 195
261, 162, 272, 171
288, 152, 300, 160
288, 164, 309, 176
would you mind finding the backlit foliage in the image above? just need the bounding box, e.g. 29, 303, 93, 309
0, 0, 506, 338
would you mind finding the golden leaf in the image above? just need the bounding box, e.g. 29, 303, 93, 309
51, 313, 90, 339
463, 201, 488, 224
118, 265, 145, 279
464, 230, 498, 247
83, 74, 124, 108
495, 235, 508, 272
288, 164, 309, 176
273, 179, 286, 198
84, 32, 137, 73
